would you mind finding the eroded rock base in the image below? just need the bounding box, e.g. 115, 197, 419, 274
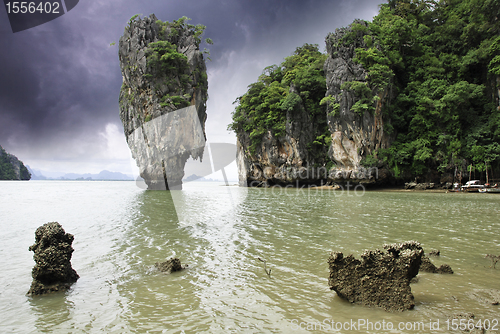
328, 241, 423, 312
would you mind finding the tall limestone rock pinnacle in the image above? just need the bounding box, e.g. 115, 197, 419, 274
118, 15, 208, 190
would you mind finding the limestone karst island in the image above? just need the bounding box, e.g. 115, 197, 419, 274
4, 1, 499, 332
118, 15, 208, 190
229, 5, 500, 189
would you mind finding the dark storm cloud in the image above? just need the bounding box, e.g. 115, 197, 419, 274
0, 5, 122, 155
0, 0, 382, 174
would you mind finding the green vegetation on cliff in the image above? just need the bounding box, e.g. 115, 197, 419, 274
120, 15, 210, 123
367, 0, 500, 178
230, 0, 500, 181
151, 17, 209, 111
229, 44, 330, 156
0, 146, 31, 180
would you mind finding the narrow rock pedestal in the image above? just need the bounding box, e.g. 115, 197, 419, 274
28, 222, 79, 295
327, 241, 423, 312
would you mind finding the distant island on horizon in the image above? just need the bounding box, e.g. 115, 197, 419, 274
25, 169, 235, 183
27, 167, 134, 181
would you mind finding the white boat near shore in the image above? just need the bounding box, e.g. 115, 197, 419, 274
461, 180, 485, 192
478, 186, 500, 193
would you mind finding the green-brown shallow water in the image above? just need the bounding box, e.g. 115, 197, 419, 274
1, 181, 499, 333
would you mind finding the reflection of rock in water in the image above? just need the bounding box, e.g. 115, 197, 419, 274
28, 222, 79, 295
155, 258, 184, 273
327, 241, 423, 312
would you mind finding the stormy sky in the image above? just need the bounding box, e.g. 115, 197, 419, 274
0, 0, 382, 178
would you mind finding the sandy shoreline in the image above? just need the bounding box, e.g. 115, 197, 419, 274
305, 185, 452, 193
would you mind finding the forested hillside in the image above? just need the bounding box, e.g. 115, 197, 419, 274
0, 146, 31, 180
230, 0, 500, 185
229, 44, 330, 161
361, 0, 500, 180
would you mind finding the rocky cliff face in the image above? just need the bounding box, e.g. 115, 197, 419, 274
324, 20, 392, 184
118, 15, 208, 189
235, 21, 391, 187
0, 145, 31, 180
236, 83, 330, 187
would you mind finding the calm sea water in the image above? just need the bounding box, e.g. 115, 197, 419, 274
0, 181, 499, 333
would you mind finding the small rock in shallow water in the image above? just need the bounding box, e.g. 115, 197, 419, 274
155, 258, 183, 273
28, 222, 79, 295
420, 255, 453, 274
429, 249, 440, 256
